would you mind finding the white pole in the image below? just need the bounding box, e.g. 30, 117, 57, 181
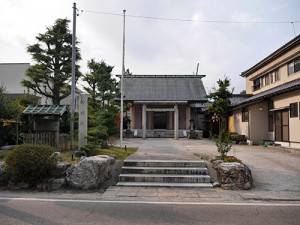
71, 2, 77, 153
120, 10, 126, 148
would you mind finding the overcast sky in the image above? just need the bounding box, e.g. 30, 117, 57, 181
1, 0, 299, 93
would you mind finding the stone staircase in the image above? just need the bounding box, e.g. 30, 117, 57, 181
117, 159, 213, 188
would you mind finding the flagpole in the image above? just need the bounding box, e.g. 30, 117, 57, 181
71, 2, 77, 154
120, 9, 126, 148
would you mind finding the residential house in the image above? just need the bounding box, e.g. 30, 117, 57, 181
0, 63, 46, 104
231, 35, 300, 148
120, 75, 209, 139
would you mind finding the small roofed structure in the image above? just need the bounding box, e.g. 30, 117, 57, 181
23, 105, 69, 149
118, 75, 209, 139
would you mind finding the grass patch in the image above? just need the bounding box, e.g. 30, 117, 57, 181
0, 146, 137, 164
60, 146, 137, 164
215, 155, 242, 163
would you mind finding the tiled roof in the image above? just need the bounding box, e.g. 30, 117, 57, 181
232, 79, 300, 109
230, 94, 253, 106
121, 75, 207, 101
241, 34, 300, 77
23, 105, 68, 116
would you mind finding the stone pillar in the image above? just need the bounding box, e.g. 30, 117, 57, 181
142, 104, 147, 139
130, 106, 135, 129
78, 93, 88, 150
186, 106, 191, 129
168, 111, 173, 130
174, 104, 179, 140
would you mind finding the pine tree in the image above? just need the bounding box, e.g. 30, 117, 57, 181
206, 77, 233, 158
82, 59, 116, 107
21, 18, 81, 105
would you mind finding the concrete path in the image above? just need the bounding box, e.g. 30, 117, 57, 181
103, 138, 300, 203
124, 138, 200, 161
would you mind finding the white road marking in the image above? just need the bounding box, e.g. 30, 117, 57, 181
0, 197, 299, 207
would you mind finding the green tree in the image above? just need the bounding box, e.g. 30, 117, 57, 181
206, 77, 233, 158
0, 85, 19, 121
0, 85, 20, 146
82, 59, 116, 108
21, 18, 81, 105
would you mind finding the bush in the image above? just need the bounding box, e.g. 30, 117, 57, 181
80, 143, 99, 157
215, 130, 232, 159
4, 144, 57, 186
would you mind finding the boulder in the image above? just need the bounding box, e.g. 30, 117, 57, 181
0, 161, 5, 185
50, 152, 61, 160
66, 155, 114, 190
52, 162, 72, 178
37, 178, 66, 191
217, 162, 252, 190
212, 160, 224, 169
8, 181, 29, 190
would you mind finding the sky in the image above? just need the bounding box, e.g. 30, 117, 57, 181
1, 0, 300, 93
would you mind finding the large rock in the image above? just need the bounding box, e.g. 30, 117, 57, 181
217, 162, 252, 190
66, 155, 114, 190
52, 162, 72, 178
0, 161, 5, 186
37, 178, 66, 191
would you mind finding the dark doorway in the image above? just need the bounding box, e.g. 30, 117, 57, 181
275, 110, 289, 142
154, 112, 167, 129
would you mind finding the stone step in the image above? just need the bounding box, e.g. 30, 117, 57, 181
117, 182, 213, 188
123, 159, 206, 168
119, 174, 211, 183
121, 166, 208, 175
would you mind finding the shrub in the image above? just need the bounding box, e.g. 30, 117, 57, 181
4, 144, 57, 186
215, 130, 232, 159
80, 143, 99, 157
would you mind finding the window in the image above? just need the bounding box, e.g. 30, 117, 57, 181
254, 69, 280, 91
265, 74, 270, 85
288, 56, 300, 75
290, 102, 298, 118
253, 78, 261, 91
274, 70, 280, 81
242, 108, 249, 122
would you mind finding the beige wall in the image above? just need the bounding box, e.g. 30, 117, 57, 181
249, 101, 269, 140
245, 45, 300, 94
232, 101, 269, 140
273, 90, 300, 144
232, 109, 249, 138
0, 63, 30, 93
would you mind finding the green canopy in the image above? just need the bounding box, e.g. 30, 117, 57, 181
23, 105, 69, 116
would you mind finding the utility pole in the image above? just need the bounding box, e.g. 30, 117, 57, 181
120, 9, 126, 148
71, 2, 77, 154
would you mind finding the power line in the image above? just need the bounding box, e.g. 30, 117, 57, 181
81, 9, 300, 25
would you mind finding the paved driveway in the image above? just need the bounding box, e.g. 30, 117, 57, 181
119, 138, 300, 201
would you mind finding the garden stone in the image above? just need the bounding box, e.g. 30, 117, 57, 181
8, 181, 29, 190
37, 178, 66, 191
217, 162, 252, 190
212, 160, 223, 169
74, 151, 86, 158
0, 161, 5, 185
66, 155, 114, 190
50, 152, 61, 160
52, 162, 71, 178
97, 155, 115, 165
212, 181, 220, 188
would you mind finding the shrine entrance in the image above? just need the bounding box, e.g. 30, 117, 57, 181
154, 112, 168, 129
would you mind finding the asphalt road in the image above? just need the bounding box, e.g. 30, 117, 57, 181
0, 198, 299, 225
